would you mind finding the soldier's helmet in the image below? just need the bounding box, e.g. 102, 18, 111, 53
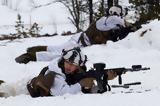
62, 47, 87, 66
109, 5, 122, 16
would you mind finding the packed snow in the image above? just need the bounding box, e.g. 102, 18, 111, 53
0, 0, 160, 106
0, 0, 76, 35
0, 19, 160, 106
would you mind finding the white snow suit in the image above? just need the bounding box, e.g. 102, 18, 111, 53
96, 16, 125, 31
36, 33, 90, 61
48, 58, 82, 96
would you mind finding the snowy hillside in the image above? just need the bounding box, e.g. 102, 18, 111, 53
0, 0, 160, 105
0, 0, 76, 35
0, 19, 160, 106
0, 0, 133, 35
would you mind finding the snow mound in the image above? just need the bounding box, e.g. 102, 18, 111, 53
112, 19, 160, 51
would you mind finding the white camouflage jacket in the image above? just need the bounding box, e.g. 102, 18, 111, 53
48, 58, 82, 96
36, 33, 90, 61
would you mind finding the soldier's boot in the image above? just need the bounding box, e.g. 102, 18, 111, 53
15, 52, 36, 64
15, 46, 47, 64
0, 80, 5, 97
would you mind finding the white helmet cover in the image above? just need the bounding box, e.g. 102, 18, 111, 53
109, 6, 122, 16
62, 47, 87, 66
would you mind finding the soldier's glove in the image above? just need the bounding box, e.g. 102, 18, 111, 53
15, 52, 36, 64
106, 70, 117, 80
79, 78, 95, 93
27, 46, 47, 53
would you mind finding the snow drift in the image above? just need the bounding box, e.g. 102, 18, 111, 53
0, 19, 160, 106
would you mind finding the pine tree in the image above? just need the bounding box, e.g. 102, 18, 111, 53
129, 0, 160, 24
15, 14, 28, 38
14, 14, 42, 38
28, 22, 41, 37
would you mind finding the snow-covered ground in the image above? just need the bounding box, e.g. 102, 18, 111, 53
0, 0, 160, 105
0, 19, 160, 106
0, 0, 76, 35
0, 0, 134, 35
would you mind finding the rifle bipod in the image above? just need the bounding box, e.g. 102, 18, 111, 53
111, 82, 141, 89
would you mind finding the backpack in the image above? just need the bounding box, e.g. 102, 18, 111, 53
27, 66, 56, 97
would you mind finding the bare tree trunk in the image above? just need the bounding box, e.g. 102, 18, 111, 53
108, 0, 113, 8
101, 0, 104, 15
2, 0, 8, 5
57, 0, 88, 32
88, 0, 93, 24
72, 0, 81, 32
114, 0, 119, 5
